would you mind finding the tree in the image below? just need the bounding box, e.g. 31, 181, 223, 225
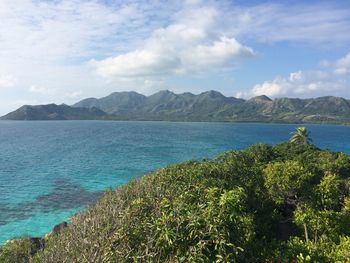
290, 127, 312, 145
263, 160, 313, 206
263, 160, 314, 242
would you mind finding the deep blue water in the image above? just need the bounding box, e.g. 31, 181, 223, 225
0, 121, 350, 244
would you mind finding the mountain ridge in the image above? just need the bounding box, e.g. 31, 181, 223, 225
2, 90, 350, 124
0, 104, 107, 120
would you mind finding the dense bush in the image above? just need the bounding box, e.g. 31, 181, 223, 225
0, 239, 35, 263
1, 141, 350, 262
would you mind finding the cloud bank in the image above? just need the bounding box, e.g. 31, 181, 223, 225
93, 6, 254, 79
238, 53, 350, 98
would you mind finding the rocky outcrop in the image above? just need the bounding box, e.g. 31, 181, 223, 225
28, 237, 45, 255
10, 221, 69, 257
52, 221, 68, 235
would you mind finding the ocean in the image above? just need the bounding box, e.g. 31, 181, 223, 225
0, 121, 349, 243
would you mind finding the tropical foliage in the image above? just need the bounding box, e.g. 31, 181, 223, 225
290, 127, 312, 144
1, 140, 350, 262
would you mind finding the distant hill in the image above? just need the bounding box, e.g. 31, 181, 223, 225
0, 104, 107, 120
2, 90, 350, 123
73, 90, 245, 121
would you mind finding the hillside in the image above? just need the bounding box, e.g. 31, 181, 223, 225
52, 90, 350, 123
73, 90, 245, 121
0, 104, 107, 120
2, 90, 350, 123
1, 139, 350, 262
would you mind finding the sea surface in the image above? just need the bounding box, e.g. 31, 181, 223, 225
1, 121, 350, 244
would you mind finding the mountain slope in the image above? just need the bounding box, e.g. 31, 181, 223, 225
74, 91, 147, 115
2, 91, 350, 123
73, 90, 245, 121
0, 104, 107, 120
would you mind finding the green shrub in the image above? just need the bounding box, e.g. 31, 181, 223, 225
0, 238, 35, 263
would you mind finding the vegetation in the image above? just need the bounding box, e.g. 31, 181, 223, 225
2, 90, 350, 124
0, 239, 36, 263
290, 127, 312, 145
1, 129, 350, 262
0, 104, 106, 121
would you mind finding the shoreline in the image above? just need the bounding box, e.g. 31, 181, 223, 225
0, 119, 349, 126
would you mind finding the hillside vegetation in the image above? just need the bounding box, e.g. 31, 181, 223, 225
2, 90, 350, 124
0, 104, 107, 120
1, 131, 350, 262
74, 90, 350, 123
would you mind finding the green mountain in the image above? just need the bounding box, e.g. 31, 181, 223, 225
73, 90, 245, 121
75, 91, 147, 115
2, 90, 350, 123
0, 104, 107, 120
74, 90, 350, 123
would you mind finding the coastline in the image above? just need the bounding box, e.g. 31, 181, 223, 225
0, 118, 349, 126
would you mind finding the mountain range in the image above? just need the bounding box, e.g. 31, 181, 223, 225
2, 90, 350, 124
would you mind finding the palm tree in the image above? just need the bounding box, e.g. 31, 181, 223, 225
289, 127, 312, 144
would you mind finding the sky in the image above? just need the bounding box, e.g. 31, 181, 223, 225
0, 0, 350, 115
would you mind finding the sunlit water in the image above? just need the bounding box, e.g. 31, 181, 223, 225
1, 121, 350, 243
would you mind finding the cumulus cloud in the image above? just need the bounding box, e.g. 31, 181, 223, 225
92, 1, 350, 84
181, 37, 254, 71
333, 53, 350, 75
93, 7, 254, 79
251, 80, 285, 97
335, 52, 350, 67
238, 53, 350, 98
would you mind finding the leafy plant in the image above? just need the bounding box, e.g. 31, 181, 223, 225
290, 127, 312, 145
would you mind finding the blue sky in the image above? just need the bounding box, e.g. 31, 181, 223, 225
0, 0, 350, 114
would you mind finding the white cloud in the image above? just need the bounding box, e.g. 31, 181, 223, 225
334, 68, 349, 76
319, 52, 350, 77
336, 53, 350, 68
182, 37, 254, 71
93, 1, 350, 86
251, 80, 285, 97
238, 53, 350, 98
333, 53, 350, 76
93, 7, 254, 79
93, 49, 181, 78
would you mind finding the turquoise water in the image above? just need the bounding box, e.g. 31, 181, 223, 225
1, 121, 350, 244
